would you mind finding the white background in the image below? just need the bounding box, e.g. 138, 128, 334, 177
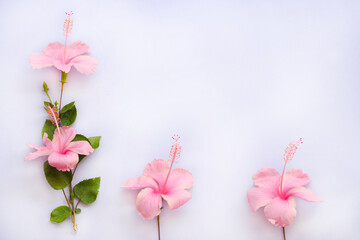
0, 0, 359, 239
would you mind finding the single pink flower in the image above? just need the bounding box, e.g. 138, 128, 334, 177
123, 135, 193, 219
25, 125, 93, 171
247, 139, 322, 227
29, 12, 98, 75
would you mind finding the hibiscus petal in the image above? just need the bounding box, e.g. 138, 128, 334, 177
29, 52, 54, 69
42, 133, 52, 148
253, 167, 281, 187
70, 55, 98, 75
65, 41, 90, 61
247, 187, 276, 212
122, 176, 159, 191
136, 188, 162, 219
25, 144, 51, 160
282, 169, 311, 194
143, 159, 169, 188
164, 168, 193, 191
286, 187, 322, 202
48, 151, 79, 171
65, 141, 94, 155
52, 126, 76, 151
43, 42, 65, 61
162, 189, 192, 210
264, 196, 297, 227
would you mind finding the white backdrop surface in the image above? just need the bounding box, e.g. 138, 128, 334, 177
0, 0, 359, 239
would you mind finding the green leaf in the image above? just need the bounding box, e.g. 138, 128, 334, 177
75, 208, 81, 214
73, 177, 101, 204
43, 161, 72, 190
72, 134, 89, 142
60, 103, 77, 126
50, 206, 72, 223
88, 136, 101, 149
42, 120, 56, 140
78, 155, 87, 162
60, 101, 75, 113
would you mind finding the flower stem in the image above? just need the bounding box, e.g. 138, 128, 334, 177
59, 71, 67, 112
69, 181, 77, 232
157, 214, 161, 240
62, 189, 71, 209
282, 227, 286, 240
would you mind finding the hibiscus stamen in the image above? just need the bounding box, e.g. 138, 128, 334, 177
63, 11, 74, 61
45, 105, 62, 152
280, 138, 303, 196
44, 105, 60, 127
162, 135, 182, 190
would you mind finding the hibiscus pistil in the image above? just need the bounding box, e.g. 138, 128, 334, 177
162, 135, 182, 191
279, 138, 303, 197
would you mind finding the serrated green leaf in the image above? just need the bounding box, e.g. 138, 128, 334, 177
88, 136, 101, 149
42, 120, 56, 140
75, 208, 81, 214
44, 161, 72, 190
60, 101, 75, 113
50, 206, 72, 223
60, 104, 77, 126
73, 177, 100, 204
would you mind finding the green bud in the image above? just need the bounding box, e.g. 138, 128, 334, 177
43, 81, 49, 93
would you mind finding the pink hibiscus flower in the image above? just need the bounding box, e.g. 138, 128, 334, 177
29, 11, 97, 75
123, 135, 193, 220
247, 139, 322, 227
25, 126, 93, 171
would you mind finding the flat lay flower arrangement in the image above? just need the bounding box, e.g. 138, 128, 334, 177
25, 12, 101, 232
247, 139, 322, 239
22, 12, 325, 240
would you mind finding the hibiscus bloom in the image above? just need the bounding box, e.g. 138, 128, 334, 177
25, 126, 93, 171
29, 12, 97, 75
247, 139, 322, 227
123, 136, 193, 220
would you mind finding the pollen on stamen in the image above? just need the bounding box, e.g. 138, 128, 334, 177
169, 134, 182, 163
44, 105, 60, 125
283, 138, 303, 163
63, 11, 74, 36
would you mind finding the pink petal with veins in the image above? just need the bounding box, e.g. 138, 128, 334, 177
286, 187, 322, 202
65, 140, 93, 155
247, 187, 277, 213
136, 188, 162, 220
162, 189, 192, 210
51, 126, 76, 152
282, 169, 311, 194
48, 151, 79, 171
65, 41, 90, 61
143, 159, 169, 187
264, 196, 297, 227
164, 168, 193, 190
122, 176, 159, 191
70, 55, 98, 75
29, 52, 53, 69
